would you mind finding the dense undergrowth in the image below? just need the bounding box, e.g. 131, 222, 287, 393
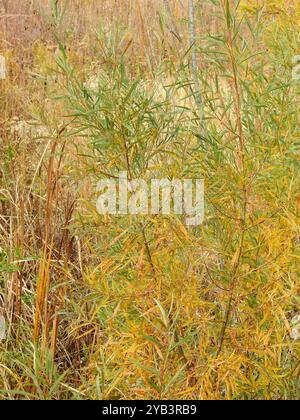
0, 0, 299, 400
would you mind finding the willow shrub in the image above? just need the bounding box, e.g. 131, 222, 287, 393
49, 0, 299, 399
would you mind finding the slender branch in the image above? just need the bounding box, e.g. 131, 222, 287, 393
141, 226, 156, 279
188, 0, 206, 135
216, 0, 248, 357
216, 229, 245, 357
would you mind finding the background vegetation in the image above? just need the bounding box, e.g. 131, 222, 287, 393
0, 0, 299, 400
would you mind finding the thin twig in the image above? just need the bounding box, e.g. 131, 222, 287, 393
188, 0, 206, 136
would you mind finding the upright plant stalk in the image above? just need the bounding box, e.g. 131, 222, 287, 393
216, 0, 248, 357
12, 186, 25, 320
188, 0, 206, 136
33, 138, 57, 343
2, 0, 8, 39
